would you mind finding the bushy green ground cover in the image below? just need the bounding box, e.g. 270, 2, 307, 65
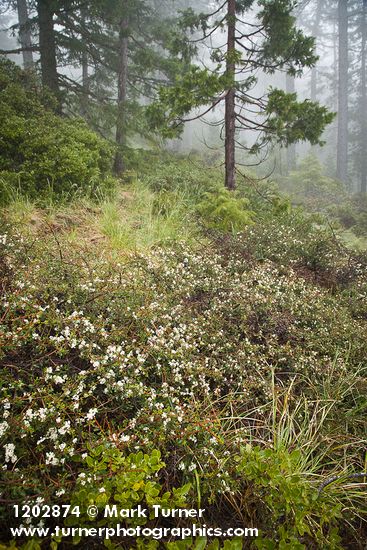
0, 58, 114, 203
277, 155, 367, 249
0, 175, 366, 548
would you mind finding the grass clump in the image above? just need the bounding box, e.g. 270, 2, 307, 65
99, 179, 196, 251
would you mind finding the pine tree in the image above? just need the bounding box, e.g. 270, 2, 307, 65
16, 0, 34, 69
336, 0, 348, 185
37, 0, 60, 107
114, 8, 129, 175
310, 0, 323, 102
56, 0, 193, 173
359, 0, 367, 192
148, 0, 335, 189
0, 0, 36, 63
285, 72, 296, 173
1, 0, 192, 170
347, 0, 367, 193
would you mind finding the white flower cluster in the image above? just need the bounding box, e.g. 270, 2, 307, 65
1, 232, 366, 498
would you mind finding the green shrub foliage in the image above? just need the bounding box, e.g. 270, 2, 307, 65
236, 446, 342, 549
1, 208, 366, 547
197, 189, 255, 232
331, 192, 367, 237
0, 58, 113, 202
281, 154, 345, 210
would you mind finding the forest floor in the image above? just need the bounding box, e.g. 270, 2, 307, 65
0, 155, 367, 550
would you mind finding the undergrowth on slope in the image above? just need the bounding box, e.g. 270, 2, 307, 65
0, 205, 366, 547
1, 51, 366, 550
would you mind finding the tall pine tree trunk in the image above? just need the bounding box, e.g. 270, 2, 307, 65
81, 51, 89, 116
310, 0, 322, 102
37, 0, 60, 111
361, 0, 367, 193
286, 73, 296, 172
114, 17, 129, 176
336, 0, 348, 185
333, 19, 338, 111
16, 0, 33, 69
80, 8, 89, 117
225, 0, 236, 190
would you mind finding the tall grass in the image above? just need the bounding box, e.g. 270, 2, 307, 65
99, 179, 197, 250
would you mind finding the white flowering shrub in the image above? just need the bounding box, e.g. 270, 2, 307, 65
0, 214, 366, 548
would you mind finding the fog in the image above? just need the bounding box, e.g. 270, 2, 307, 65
0, 0, 364, 192
174, 1, 356, 188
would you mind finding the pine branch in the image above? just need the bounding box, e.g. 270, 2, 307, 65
0, 46, 38, 55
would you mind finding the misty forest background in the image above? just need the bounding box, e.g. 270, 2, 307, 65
0, 1, 367, 549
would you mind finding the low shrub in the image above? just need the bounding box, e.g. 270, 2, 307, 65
197, 189, 254, 232
330, 193, 367, 237
141, 154, 222, 203
279, 155, 345, 211
0, 57, 114, 203
1, 148, 367, 548
0, 218, 366, 547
